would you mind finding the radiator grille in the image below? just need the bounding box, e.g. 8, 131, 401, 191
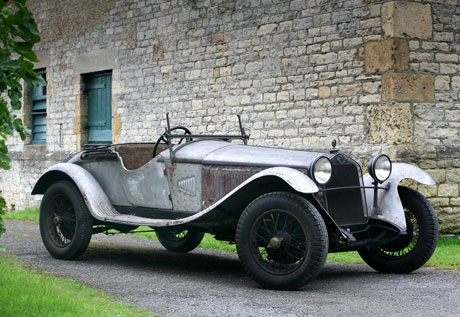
323, 154, 368, 226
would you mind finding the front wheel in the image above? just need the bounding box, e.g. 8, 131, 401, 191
236, 192, 328, 290
359, 186, 439, 273
39, 181, 93, 260
155, 229, 204, 253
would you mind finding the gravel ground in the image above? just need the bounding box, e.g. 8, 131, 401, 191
1, 219, 459, 316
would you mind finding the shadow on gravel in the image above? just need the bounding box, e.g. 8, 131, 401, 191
70, 239, 379, 291
77, 242, 248, 285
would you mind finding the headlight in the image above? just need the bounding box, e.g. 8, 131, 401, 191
311, 157, 332, 185
368, 154, 392, 183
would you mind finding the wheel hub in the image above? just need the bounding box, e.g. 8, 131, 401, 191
267, 236, 284, 249
53, 215, 61, 225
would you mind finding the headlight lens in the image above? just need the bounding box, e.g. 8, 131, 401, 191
368, 154, 392, 183
312, 157, 332, 185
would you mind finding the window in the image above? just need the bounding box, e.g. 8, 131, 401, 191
30, 69, 47, 144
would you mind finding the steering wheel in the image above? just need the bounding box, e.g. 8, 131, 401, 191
153, 126, 192, 157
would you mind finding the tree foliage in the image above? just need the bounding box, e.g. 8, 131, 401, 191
0, 0, 45, 240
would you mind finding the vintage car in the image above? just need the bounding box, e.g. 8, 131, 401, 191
32, 114, 439, 290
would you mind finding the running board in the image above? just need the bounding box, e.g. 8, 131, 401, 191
101, 214, 188, 227
100, 206, 197, 227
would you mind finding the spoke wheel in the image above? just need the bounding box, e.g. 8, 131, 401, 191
250, 209, 307, 275
48, 193, 77, 247
39, 181, 93, 260
156, 228, 204, 253
236, 192, 328, 290
377, 207, 418, 257
359, 186, 438, 273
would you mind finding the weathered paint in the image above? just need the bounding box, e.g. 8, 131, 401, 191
167, 163, 202, 211
77, 155, 173, 209
34, 164, 319, 227
364, 163, 435, 231
159, 140, 324, 168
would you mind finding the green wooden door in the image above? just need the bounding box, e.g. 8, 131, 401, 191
87, 72, 112, 144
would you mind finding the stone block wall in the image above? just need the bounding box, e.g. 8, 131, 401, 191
0, 0, 458, 233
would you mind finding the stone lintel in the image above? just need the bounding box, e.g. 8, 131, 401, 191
367, 103, 414, 144
74, 48, 118, 74
365, 39, 408, 74
382, 1, 432, 39
382, 73, 434, 102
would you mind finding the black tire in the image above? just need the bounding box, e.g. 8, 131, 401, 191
39, 180, 93, 260
156, 228, 204, 253
359, 186, 439, 273
235, 192, 328, 290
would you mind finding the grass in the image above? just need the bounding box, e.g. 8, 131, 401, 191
5, 207, 460, 269
327, 236, 460, 270
3, 207, 39, 221
0, 255, 152, 317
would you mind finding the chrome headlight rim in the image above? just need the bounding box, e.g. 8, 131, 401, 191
368, 154, 392, 183
310, 156, 332, 185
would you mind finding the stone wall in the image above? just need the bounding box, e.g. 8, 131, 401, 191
0, 0, 458, 233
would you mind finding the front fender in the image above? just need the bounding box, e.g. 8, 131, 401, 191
242, 166, 320, 194
32, 163, 118, 222
364, 163, 435, 232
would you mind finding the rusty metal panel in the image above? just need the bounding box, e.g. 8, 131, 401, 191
202, 166, 260, 207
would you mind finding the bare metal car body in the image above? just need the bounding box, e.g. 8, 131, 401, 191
33, 115, 439, 290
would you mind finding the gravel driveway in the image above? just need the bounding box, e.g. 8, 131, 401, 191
2, 219, 459, 316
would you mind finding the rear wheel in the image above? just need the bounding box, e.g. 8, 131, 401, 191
39, 181, 93, 260
359, 186, 438, 273
236, 192, 328, 290
156, 229, 204, 253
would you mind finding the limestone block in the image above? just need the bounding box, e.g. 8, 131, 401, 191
382, 73, 434, 102
452, 76, 460, 91
451, 198, 460, 206
112, 116, 121, 144
382, 2, 432, 39
338, 83, 362, 97
211, 32, 225, 44
365, 39, 409, 74
160, 65, 172, 73
257, 24, 277, 35
73, 117, 82, 134
153, 44, 163, 61
366, 103, 414, 144
319, 86, 331, 99
418, 184, 437, 198
438, 184, 459, 197
435, 76, 450, 90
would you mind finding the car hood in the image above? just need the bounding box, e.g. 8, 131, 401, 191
159, 140, 325, 168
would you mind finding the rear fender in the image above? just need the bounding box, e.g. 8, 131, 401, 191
364, 163, 435, 232
32, 163, 118, 221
